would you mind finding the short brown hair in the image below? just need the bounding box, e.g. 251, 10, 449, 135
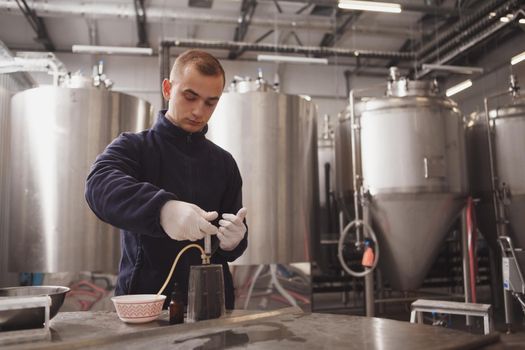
170, 49, 225, 87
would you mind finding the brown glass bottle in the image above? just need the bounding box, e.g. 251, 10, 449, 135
169, 285, 184, 325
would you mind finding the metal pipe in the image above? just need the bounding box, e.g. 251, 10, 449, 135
163, 39, 413, 60
503, 289, 514, 331
0, 0, 410, 34
418, 8, 513, 68
365, 273, 374, 316
336, 84, 385, 279
416, 0, 514, 59
349, 89, 361, 224
461, 206, 473, 326
415, 1, 522, 78
336, 98, 380, 278
0, 0, 329, 30
159, 43, 170, 109
371, 294, 466, 304
363, 205, 374, 317
467, 198, 478, 304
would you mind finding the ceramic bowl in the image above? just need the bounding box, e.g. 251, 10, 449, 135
111, 294, 166, 324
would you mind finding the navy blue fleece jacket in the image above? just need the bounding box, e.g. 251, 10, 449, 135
85, 110, 247, 309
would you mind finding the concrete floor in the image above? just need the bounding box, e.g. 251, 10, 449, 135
312, 289, 525, 349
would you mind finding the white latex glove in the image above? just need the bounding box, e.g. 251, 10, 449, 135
160, 200, 218, 241
217, 207, 247, 251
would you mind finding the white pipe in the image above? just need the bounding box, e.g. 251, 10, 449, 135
270, 264, 297, 307
243, 264, 265, 310
0, 57, 64, 85
72, 45, 153, 56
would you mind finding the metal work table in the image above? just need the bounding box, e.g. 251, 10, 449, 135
3, 307, 501, 349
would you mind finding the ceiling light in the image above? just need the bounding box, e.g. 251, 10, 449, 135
445, 79, 472, 97
338, 0, 402, 13
511, 50, 525, 65
257, 54, 328, 65
500, 17, 510, 23
519, 19, 525, 24
72, 45, 153, 56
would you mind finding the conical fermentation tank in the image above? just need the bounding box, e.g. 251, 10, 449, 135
465, 111, 497, 247
489, 98, 525, 249
207, 78, 319, 265
353, 77, 469, 290
8, 78, 153, 272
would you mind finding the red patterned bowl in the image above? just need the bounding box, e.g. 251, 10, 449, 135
111, 294, 166, 324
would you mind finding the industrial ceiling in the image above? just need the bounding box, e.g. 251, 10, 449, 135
0, 0, 524, 77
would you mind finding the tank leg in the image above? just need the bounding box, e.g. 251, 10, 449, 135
488, 245, 504, 317
503, 289, 513, 334
363, 205, 374, 317
365, 271, 374, 317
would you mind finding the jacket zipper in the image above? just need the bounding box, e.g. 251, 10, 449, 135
186, 133, 194, 202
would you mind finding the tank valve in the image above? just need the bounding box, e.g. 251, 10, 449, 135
509, 74, 520, 98
361, 240, 375, 268
388, 66, 400, 82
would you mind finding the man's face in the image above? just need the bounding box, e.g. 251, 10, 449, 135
162, 65, 224, 133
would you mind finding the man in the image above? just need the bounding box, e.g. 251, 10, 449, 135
85, 49, 247, 310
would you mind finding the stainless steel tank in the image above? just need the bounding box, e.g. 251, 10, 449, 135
318, 115, 336, 235
316, 115, 338, 272
1, 73, 33, 287
8, 83, 153, 272
489, 99, 525, 249
465, 111, 497, 246
354, 77, 469, 290
334, 108, 355, 219
207, 80, 319, 265
1, 76, 14, 286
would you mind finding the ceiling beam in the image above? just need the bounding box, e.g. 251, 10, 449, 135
319, 10, 361, 47
387, 0, 448, 67
0, 1, 418, 36
133, 0, 149, 48
417, 0, 521, 65
14, 0, 55, 51
229, 0, 258, 59
229, 29, 275, 59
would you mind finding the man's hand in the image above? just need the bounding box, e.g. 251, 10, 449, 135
217, 207, 247, 251
160, 200, 218, 241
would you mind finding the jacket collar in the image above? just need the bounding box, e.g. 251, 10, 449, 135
153, 110, 208, 142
